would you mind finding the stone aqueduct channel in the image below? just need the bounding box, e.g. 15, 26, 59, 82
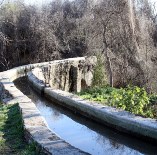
0, 57, 157, 155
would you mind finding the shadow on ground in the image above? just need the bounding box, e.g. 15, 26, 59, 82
0, 103, 45, 155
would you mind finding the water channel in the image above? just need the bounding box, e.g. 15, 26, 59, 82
14, 77, 157, 155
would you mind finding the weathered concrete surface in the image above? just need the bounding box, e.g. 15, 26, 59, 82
28, 70, 157, 143
2, 56, 157, 155
0, 57, 89, 155
44, 88, 157, 141
38, 56, 97, 92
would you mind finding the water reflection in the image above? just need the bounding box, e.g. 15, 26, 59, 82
14, 77, 157, 155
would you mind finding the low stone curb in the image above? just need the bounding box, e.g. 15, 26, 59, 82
0, 58, 89, 155
28, 69, 157, 143
1, 58, 157, 155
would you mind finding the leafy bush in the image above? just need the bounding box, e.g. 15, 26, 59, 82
149, 94, 157, 104
78, 86, 156, 118
108, 86, 154, 118
78, 86, 117, 104
92, 54, 107, 87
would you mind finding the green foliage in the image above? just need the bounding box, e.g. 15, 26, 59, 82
78, 86, 117, 104
0, 103, 45, 155
78, 86, 156, 118
149, 94, 157, 104
92, 54, 107, 87
108, 86, 154, 118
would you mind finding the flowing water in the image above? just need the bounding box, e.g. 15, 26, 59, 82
14, 77, 157, 155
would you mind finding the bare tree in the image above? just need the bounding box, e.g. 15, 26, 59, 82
0, 0, 157, 92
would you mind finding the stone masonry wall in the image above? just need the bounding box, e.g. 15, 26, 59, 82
33, 56, 97, 92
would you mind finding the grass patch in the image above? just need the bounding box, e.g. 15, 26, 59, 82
0, 103, 45, 155
78, 86, 157, 118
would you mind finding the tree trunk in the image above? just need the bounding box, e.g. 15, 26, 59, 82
102, 26, 113, 87
106, 49, 113, 87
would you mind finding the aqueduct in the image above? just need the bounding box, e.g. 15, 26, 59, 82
0, 57, 157, 155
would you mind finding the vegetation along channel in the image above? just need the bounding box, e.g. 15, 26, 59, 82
14, 77, 157, 155
1, 0, 157, 154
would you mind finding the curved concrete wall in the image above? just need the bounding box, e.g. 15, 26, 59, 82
1, 57, 157, 155
0, 58, 89, 155
28, 68, 157, 143
32, 56, 97, 93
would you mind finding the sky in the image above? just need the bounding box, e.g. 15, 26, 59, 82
1, 0, 156, 11
24, 0, 73, 6
24, 0, 51, 6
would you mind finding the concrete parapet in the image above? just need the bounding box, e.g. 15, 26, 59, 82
0, 57, 89, 155
34, 57, 97, 92
28, 67, 157, 143
1, 56, 157, 155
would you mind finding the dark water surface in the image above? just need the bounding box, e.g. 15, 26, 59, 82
14, 77, 157, 155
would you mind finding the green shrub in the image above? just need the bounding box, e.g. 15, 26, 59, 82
92, 54, 107, 87
78, 86, 117, 104
149, 94, 157, 104
108, 86, 154, 118
78, 85, 156, 118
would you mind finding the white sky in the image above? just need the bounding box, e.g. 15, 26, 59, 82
1, 0, 156, 11
24, 0, 72, 6
24, 0, 51, 6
